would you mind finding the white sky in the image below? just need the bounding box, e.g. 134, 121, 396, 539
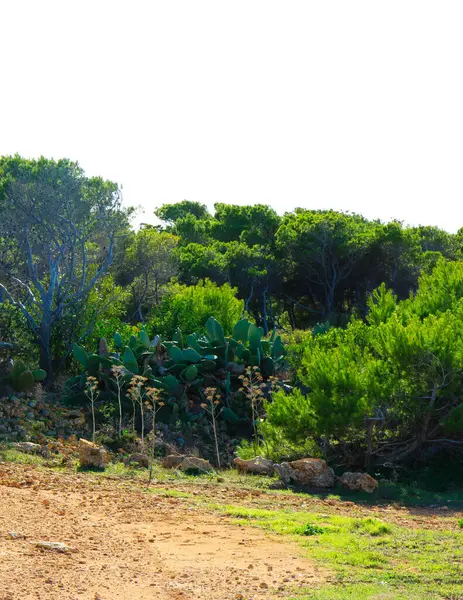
1, 1, 463, 231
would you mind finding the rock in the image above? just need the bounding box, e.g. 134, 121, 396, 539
274, 462, 293, 484
178, 457, 213, 473
340, 472, 378, 493
13, 442, 42, 454
274, 458, 335, 488
78, 439, 108, 469
233, 456, 274, 476
8, 531, 26, 539
124, 453, 150, 469
32, 541, 75, 553
268, 480, 287, 490
162, 454, 186, 469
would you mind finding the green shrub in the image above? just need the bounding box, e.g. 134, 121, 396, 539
261, 261, 463, 467
296, 523, 325, 536
147, 279, 244, 339
66, 316, 286, 437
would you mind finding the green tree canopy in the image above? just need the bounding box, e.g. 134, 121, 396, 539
0, 155, 131, 375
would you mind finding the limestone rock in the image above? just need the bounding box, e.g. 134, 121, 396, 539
274, 458, 335, 488
13, 442, 42, 454
32, 541, 75, 553
233, 456, 274, 476
162, 454, 186, 469
124, 453, 150, 469
178, 457, 213, 473
78, 439, 108, 469
340, 472, 378, 493
268, 480, 287, 490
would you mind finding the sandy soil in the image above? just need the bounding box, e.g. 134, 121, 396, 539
0, 464, 326, 600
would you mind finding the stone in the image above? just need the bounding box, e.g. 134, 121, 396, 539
268, 479, 287, 490
8, 531, 26, 540
177, 456, 213, 473
124, 453, 150, 469
274, 458, 335, 488
78, 439, 108, 469
32, 541, 75, 553
161, 455, 186, 469
340, 472, 378, 494
233, 456, 274, 476
13, 442, 42, 454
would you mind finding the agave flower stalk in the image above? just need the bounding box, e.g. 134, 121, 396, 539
202, 387, 223, 469
127, 375, 148, 450
84, 376, 99, 443
111, 365, 125, 439
145, 387, 165, 484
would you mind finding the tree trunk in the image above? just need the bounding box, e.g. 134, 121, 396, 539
38, 324, 52, 379
261, 288, 269, 335
365, 419, 375, 469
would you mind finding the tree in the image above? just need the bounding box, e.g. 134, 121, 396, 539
120, 228, 179, 321
264, 261, 463, 467
276, 210, 377, 319
211, 203, 280, 246
155, 200, 210, 224
177, 242, 227, 284
173, 213, 211, 245
0, 155, 130, 376
222, 242, 278, 334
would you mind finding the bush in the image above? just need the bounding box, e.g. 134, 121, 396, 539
147, 279, 244, 339
261, 261, 463, 467
236, 426, 320, 463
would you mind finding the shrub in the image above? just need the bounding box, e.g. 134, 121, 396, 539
146, 280, 244, 339
261, 261, 463, 466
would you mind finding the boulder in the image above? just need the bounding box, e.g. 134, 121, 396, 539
233, 456, 274, 476
178, 457, 213, 473
274, 458, 335, 488
340, 472, 378, 494
13, 442, 42, 454
124, 453, 150, 469
162, 454, 186, 469
78, 439, 108, 469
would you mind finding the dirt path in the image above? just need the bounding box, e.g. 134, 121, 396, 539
0, 465, 325, 600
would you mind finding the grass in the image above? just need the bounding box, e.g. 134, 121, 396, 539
212, 504, 463, 600
0, 446, 49, 466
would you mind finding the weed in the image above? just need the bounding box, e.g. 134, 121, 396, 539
297, 523, 326, 536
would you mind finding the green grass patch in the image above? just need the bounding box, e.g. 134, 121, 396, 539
0, 446, 48, 466
213, 504, 463, 600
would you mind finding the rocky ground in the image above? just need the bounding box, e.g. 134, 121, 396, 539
0, 463, 327, 600
1, 458, 461, 600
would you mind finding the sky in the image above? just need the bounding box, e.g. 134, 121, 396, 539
1, 1, 463, 231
